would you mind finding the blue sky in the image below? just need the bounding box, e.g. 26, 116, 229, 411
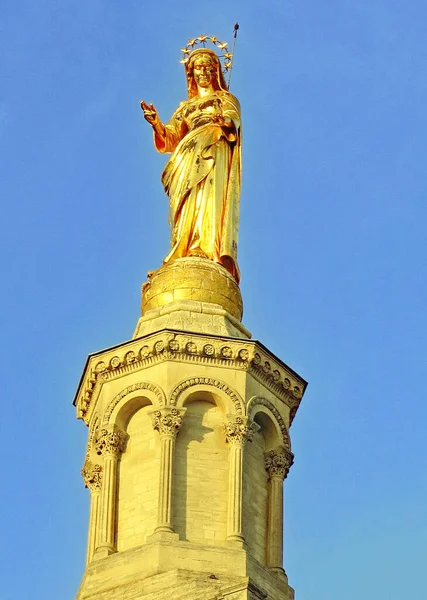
1, 1, 426, 599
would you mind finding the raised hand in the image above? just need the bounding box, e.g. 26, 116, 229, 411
140, 100, 159, 126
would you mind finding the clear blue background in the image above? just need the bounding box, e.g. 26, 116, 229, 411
1, 1, 426, 598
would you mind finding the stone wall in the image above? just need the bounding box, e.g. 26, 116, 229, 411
116, 406, 160, 551
174, 399, 229, 544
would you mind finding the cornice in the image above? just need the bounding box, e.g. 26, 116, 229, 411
74, 329, 307, 427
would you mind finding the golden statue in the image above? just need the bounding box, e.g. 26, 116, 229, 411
141, 41, 241, 283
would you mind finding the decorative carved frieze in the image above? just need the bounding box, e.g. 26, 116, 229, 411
250, 352, 303, 408
265, 448, 294, 480
224, 416, 257, 446
95, 428, 126, 458
81, 460, 103, 491
151, 408, 183, 439
75, 330, 307, 426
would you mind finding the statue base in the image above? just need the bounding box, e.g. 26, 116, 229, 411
141, 257, 243, 321
133, 258, 248, 340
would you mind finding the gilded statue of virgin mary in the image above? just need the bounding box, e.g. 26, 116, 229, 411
141, 47, 241, 283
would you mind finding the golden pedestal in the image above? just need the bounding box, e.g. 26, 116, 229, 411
141, 257, 243, 321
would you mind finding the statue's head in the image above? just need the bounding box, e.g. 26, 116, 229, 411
186, 49, 228, 98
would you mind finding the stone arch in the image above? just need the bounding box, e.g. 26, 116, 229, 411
169, 377, 245, 416
102, 381, 166, 428
111, 384, 163, 552
247, 396, 291, 451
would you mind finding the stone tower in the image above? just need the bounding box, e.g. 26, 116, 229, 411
74, 258, 307, 600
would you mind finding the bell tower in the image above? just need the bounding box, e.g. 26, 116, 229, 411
73, 31, 307, 600
74, 259, 306, 600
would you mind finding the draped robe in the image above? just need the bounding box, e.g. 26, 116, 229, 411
153, 90, 241, 283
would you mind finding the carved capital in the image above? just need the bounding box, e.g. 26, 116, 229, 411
81, 460, 103, 491
95, 427, 126, 458
265, 448, 294, 480
151, 408, 184, 439
224, 416, 257, 446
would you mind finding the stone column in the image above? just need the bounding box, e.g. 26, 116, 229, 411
151, 408, 185, 533
93, 427, 126, 559
265, 448, 294, 572
81, 460, 103, 564
224, 416, 257, 542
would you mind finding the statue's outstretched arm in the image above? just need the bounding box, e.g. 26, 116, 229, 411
141, 100, 185, 154
141, 100, 166, 140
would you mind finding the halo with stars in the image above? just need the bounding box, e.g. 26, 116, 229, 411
180, 35, 233, 74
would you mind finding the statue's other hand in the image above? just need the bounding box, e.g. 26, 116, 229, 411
140, 100, 159, 125
214, 114, 233, 128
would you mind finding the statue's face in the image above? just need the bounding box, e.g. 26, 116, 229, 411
193, 56, 215, 88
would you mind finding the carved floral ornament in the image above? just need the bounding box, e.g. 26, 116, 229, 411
224, 416, 257, 445
95, 428, 126, 457
76, 335, 305, 423
151, 408, 184, 438
264, 449, 294, 480
81, 460, 103, 491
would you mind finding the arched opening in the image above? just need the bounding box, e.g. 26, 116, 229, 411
173, 391, 228, 544
115, 396, 160, 552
